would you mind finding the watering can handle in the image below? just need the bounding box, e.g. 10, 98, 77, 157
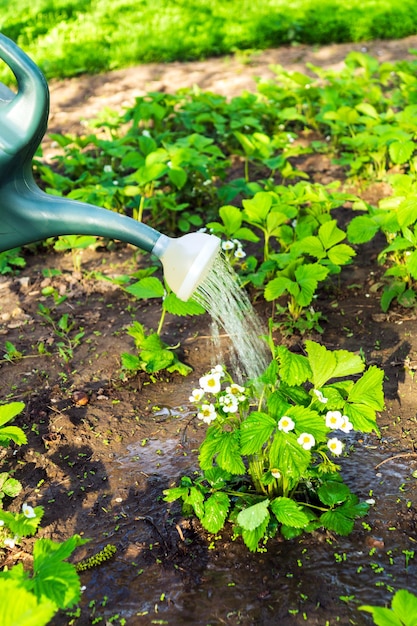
0, 33, 49, 157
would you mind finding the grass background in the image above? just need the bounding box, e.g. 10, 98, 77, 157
0, 0, 417, 82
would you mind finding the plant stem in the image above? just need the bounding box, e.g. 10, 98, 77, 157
156, 305, 167, 336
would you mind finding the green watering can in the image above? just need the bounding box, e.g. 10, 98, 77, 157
0, 33, 220, 300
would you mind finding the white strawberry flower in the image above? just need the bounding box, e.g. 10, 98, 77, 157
278, 415, 295, 433
297, 433, 315, 451
327, 437, 344, 456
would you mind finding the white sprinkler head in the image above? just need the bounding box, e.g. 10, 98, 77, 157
152, 232, 221, 301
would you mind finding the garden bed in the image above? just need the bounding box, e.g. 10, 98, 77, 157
1, 37, 417, 625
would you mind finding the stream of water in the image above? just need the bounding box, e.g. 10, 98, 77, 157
194, 254, 270, 382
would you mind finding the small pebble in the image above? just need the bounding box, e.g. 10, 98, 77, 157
365, 536, 385, 550
72, 391, 89, 406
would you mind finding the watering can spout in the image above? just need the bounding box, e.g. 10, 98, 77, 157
0, 33, 220, 300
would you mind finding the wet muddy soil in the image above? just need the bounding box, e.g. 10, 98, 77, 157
1, 37, 417, 625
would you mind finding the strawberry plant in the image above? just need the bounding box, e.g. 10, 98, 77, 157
165, 340, 384, 551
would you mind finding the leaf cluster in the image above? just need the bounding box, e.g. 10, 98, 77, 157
165, 342, 384, 550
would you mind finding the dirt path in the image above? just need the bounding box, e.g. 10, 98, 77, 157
46, 35, 417, 139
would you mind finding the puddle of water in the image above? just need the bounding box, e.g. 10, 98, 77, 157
70, 425, 417, 624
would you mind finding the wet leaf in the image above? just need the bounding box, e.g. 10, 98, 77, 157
163, 293, 205, 316
347, 365, 385, 410
237, 499, 270, 531
0, 579, 56, 626
306, 340, 364, 388
0, 402, 25, 427
240, 411, 276, 455
184, 486, 205, 518
270, 497, 309, 528
276, 345, 312, 386
125, 276, 165, 299
359, 588, 417, 626
1, 476, 22, 498
241, 515, 270, 552
201, 492, 230, 533
0, 426, 27, 446
286, 405, 328, 441
318, 481, 351, 506
269, 431, 310, 483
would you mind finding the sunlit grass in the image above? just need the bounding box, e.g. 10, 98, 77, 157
1, 0, 417, 82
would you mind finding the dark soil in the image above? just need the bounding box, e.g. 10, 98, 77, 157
1, 36, 417, 626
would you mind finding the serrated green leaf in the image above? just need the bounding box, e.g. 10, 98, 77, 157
141, 348, 174, 373
234, 131, 256, 156
356, 102, 379, 119
218, 205, 243, 234
276, 345, 312, 386
237, 499, 270, 531
327, 243, 356, 266
0, 507, 43, 538
242, 192, 273, 223
319, 509, 354, 535
0, 402, 25, 427
270, 496, 309, 528
163, 486, 189, 503
199, 427, 245, 475
347, 215, 379, 244
166, 359, 192, 376
389, 140, 415, 165
406, 250, 417, 280
163, 293, 205, 316
135, 162, 167, 185
318, 481, 351, 506
391, 589, 417, 625
344, 403, 379, 434
332, 348, 365, 378
381, 282, 405, 312
0, 579, 57, 626
305, 341, 364, 388
240, 411, 276, 455
359, 606, 404, 626
397, 196, 417, 228
183, 486, 205, 517
286, 405, 328, 441
1, 477, 22, 498
33, 535, 87, 609
294, 263, 329, 306
0, 426, 27, 446
241, 514, 270, 552
203, 467, 232, 489
267, 391, 291, 419
217, 431, 246, 474
201, 492, 230, 533
347, 365, 384, 411
120, 352, 141, 371
168, 166, 187, 189
319, 220, 346, 249
125, 276, 165, 299
269, 431, 310, 484
305, 340, 337, 388
264, 275, 297, 301
266, 211, 289, 235
234, 227, 260, 242
292, 235, 325, 259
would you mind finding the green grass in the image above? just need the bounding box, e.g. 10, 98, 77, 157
1, 0, 417, 82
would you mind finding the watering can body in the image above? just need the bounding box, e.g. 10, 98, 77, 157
0, 34, 219, 300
